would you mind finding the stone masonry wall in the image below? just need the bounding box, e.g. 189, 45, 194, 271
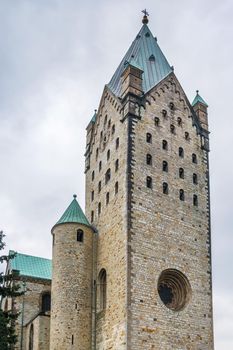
85, 88, 128, 350
128, 75, 213, 349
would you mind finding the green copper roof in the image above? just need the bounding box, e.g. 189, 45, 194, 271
91, 110, 97, 123
55, 195, 90, 227
192, 90, 208, 107
108, 24, 172, 96
9, 251, 51, 280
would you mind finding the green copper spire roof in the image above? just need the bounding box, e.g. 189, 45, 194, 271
9, 251, 52, 280
108, 23, 172, 96
192, 90, 208, 107
91, 109, 97, 123
55, 195, 90, 227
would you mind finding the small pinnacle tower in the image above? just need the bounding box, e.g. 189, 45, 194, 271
50, 195, 94, 350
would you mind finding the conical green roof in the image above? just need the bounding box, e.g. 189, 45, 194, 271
55, 195, 90, 227
192, 90, 208, 107
108, 23, 172, 96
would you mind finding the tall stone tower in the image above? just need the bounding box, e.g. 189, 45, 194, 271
50, 195, 94, 350
85, 13, 214, 350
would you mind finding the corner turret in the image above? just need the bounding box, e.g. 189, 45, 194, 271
192, 90, 209, 131
50, 195, 94, 350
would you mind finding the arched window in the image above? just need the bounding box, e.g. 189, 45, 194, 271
170, 124, 175, 134
162, 109, 167, 117
192, 153, 197, 164
179, 168, 184, 179
179, 147, 184, 158
146, 133, 152, 143
41, 293, 51, 313
193, 173, 198, 184
77, 229, 84, 242
177, 117, 182, 126
193, 194, 198, 206
185, 131, 189, 140
115, 159, 119, 172
154, 117, 160, 126
116, 137, 119, 149
162, 161, 168, 172
162, 140, 168, 150
98, 269, 107, 311
163, 182, 168, 194
115, 182, 119, 195
179, 189, 185, 201
146, 176, 152, 189
169, 102, 174, 110
105, 169, 111, 184
146, 154, 152, 165
29, 324, 34, 350
107, 149, 110, 160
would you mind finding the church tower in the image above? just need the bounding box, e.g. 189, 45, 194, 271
85, 12, 214, 350
50, 195, 94, 350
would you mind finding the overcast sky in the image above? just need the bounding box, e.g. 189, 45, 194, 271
0, 0, 232, 348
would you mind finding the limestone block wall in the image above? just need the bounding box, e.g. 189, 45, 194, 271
13, 278, 51, 350
25, 315, 50, 350
127, 75, 213, 349
85, 88, 128, 350
50, 223, 93, 350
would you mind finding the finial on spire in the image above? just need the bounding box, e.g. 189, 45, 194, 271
142, 9, 149, 24
94, 109, 97, 113
73, 194, 77, 199
196, 90, 199, 95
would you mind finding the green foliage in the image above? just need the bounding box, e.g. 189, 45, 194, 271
0, 231, 23, 349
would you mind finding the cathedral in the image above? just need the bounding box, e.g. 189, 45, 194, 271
3, 12, 214, 350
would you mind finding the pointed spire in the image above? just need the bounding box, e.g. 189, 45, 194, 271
192, 90, 208, 107
108, 22, 172, 96
55, 195, 90, 227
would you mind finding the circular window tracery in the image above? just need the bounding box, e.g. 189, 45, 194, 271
158, 269, 191, 311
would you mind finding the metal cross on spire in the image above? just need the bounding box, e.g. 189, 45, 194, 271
142, 9, 149, 24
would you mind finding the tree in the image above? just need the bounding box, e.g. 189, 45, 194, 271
0, 231, 23, 350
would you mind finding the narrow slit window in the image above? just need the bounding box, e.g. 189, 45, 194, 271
179, 189, 185, 201
179, 147, 184, 158
177, 117, 182, 126
193, 173, 198, 184
112, 124, 115, 135
98, 269, 107, 310
163, 182, 168, 194
146, 133, 152, 143
193, 194, 198, 206
115, 182, 119, 195
92, 171, 95, 181
147, 176, 152, 189
162, 161, 168, 172
185, 132, 190, 140
162, 140, 168, 150
99, 161, 102, 172
162, 109, 167, 117
179, 168, 184, 179
77, 229, 84, 242
107, 149, 110, 160
116, 137, 119, 149
146, 154, 152, 165
108, 119, 111, 128
96, 148, 99, 160
105, 169, 111, 184
98, 181, 101, 193
169, 102, 174, 110
91, 191, 94, 201
115, 159, 119, 172
98, 202, 101, 215
106, 192, 110, 205
104, 115, 108, 125
91, 211, 94, 222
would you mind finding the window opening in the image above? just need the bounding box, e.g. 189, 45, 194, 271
163, 182, 168, 194
179, 147, 184, 158
106, 192, 110, 205
162, 161, 168, 172
92, 171, 95, 181
107, 149, 110, 160
147, 176, 152, 189
179, 168, 184, 179
192, 153, 197, 164
179, 189, 185, 201
98, 269, 107, 311
77, 229, 84, 242
177, 117, 182, 126
115, 182, 119, 195
41, 293, 51, 313
170, 124, 175, 134
98, 181, 101, 193
105, 169, 111, 184
99, 161, 102, 172
185, 132, 189, 140
162, 140, 168, 150
146, 154, 152, 165
193, 194, 198, 206
98, 202, 101, 215
146, 133, 152, 143
154, 117, 160, 126
116, 137, 119, 149
112, 124, 115, 135
115, 159, 119, 172
193, 173, 198, 184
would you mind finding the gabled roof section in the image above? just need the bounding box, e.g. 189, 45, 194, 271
9, 251, 52, 280
192, 90, 208, 107
108, 23, 172, 96
55, 195, 90, 227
